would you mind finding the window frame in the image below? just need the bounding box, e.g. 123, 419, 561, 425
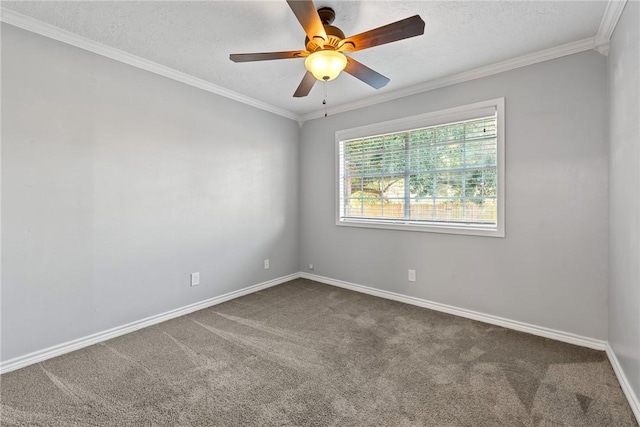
335, 98, 505, 237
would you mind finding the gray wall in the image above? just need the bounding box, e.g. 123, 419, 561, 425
608, 1, 640, 402
0, 17, 624, 367
1, 24, 300, 362
300, 51, 609, 340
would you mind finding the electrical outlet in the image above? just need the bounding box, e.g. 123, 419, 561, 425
264, 259, 270, 269
309, 264, 314, 270
190, 272, 200, 287
408, 269, 416, 282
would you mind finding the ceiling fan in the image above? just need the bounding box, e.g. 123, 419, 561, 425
229, 0, 425, 98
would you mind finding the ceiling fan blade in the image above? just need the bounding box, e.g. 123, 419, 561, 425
230, 51, 308, 62
286, 0, 327, 47
344, 57, 390, 89
339, 15, 425, 52
293, 71, 316, 97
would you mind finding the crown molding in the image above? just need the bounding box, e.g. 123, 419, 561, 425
301, 37, 597, 122
594, 0, 628, 55
2, 5, 618, 125
0, 8, 301, 122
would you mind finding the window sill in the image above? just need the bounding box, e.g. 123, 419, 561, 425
336, 218, 505, 237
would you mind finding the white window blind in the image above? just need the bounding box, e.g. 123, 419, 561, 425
336, 99, 504, 236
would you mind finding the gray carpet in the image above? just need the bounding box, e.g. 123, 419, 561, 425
1, 278, 637, 426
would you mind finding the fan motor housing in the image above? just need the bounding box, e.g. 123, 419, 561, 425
305, 8, 345, 51
305, 25, 345, 51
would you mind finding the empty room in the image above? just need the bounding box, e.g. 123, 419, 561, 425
1, 0, 639, 425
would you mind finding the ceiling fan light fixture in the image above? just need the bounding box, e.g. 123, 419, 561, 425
304, 50, 347, 81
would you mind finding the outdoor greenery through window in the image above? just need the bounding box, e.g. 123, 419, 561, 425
337, 99, 504, 236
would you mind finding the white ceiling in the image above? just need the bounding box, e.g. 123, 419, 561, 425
2, 1, 608, 118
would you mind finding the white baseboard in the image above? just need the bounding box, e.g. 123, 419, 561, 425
3, 271, 637, 424
0, 273, 300, 374
301, 275, 640, 423
606, 343, 640, 423
300, 272, 607, 351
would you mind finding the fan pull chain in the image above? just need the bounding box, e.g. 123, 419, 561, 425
323, 80, 328, 117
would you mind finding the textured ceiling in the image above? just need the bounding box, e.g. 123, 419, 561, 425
2, 1, 607, 117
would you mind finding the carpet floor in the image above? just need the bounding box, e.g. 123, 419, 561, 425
0, 278, 637, 426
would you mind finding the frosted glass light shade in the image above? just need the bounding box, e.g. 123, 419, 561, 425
304, 50, 347, 81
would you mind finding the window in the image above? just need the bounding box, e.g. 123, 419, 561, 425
336, 98, 504, 237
